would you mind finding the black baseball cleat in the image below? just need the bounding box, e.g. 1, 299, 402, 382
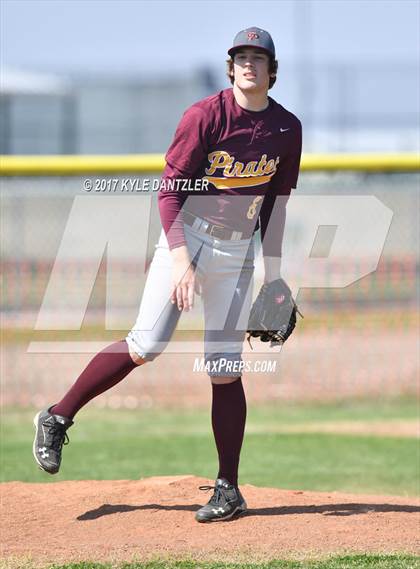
33, 406, 73, 474
195, 478, 247, 522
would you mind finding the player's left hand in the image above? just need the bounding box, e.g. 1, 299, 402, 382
246, 278, 303, 347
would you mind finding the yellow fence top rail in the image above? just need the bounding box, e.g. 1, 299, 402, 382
0, 153, 419, 176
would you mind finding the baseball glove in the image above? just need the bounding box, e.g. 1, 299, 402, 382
246, 278, 303, 348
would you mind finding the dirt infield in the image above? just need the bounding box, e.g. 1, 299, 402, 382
1, 476, 419, 567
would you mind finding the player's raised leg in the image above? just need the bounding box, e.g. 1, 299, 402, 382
32, 229, 199, 475
32, 339, 140, 474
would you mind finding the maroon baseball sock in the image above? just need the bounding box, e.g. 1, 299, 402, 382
51, 340, 138, 420
211, 377, 247, 488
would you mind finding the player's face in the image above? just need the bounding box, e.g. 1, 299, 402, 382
232, 48, 271, 92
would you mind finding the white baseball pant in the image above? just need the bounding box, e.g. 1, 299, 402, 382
126, 222, 255, 377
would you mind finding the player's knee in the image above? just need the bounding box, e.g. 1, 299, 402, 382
210, 376, 241, 385
128, 345, 161, 364
128, 350, 147, 366
205, 354, 244, 380
126, 332, 167, 363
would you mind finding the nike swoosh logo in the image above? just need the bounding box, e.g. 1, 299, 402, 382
280, 128, 290, 133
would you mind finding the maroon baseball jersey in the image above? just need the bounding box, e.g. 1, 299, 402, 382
158, 88, 302, 256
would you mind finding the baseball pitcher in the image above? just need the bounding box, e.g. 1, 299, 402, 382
33, 27, 302, 523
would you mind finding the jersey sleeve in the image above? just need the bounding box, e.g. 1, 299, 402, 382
259, 119, 302, 258
157, 164, 189, 250
165, 105, 211, 175
158, 105, 211, 250
270, 118, 302, 193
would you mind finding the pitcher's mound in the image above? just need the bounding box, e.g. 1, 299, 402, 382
2, 476, 419, 567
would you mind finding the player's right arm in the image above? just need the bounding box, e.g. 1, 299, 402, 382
158, 104, 212, 311
170, 245, 196, 312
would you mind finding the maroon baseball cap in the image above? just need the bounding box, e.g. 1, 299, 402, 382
228, 27, 276, 59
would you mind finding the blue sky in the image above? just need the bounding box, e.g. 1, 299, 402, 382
1, 0, 419, 74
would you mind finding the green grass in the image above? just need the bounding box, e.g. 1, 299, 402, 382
6, 553, 420, 568
1, 398, 419, 496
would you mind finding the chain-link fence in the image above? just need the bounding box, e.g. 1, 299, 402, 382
1, 169, 418, 408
